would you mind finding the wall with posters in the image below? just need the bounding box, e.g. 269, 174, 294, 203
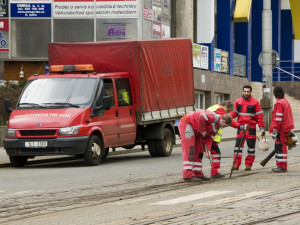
214, 48, 230, 74
214, 48, 221, 72
193, 43, 209, 70
200, 45, 208, 70
2, 0, 172, 81
192, 43, 201, 68
221, 50, 228, 73
6, 0, 171, 60
143, 0, 171, 40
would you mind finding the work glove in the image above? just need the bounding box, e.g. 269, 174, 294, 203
272, 129, 278, 140
260, 127, 266, 137
240, 124, 249, 131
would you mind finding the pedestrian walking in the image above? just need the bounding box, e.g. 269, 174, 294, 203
269, 86, 295, 173
178, 110, 232, 182
207, 100, 239, 179
230, 85, 265, 171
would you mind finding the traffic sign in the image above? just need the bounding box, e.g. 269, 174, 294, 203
258, 50, 280, 69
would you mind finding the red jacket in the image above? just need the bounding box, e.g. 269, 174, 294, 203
269, 98, 294, 133
230, 96, 265, 128
180, 110, 220, 149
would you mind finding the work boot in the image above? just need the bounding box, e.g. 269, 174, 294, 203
211, 173, 226, 179
245, 166, 251, 171
197, 176, 211, 181
272, 167, 287, 173
233, 166, 239, 170
183, 177, 202, 182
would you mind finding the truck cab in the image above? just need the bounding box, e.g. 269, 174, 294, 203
4, 64, 141, 167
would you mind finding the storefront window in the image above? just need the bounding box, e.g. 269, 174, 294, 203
54, 19, 94, 42
11, 20, 51, 59
195, 91, 205, 110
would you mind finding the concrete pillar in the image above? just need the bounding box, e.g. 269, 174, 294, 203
175, 0, 194, 41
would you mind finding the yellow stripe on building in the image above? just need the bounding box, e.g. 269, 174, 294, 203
234, 0, 252, 22
290, 0, 300, 40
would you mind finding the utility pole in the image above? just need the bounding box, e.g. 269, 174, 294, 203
261, 0, 273, 130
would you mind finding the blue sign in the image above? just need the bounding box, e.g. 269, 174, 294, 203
0, 39, 6, 46
11, 3, 51, 17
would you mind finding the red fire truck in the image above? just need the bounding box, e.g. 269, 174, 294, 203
4, 39, 194, 167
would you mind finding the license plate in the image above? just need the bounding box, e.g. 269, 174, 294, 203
25, 141, 48, 148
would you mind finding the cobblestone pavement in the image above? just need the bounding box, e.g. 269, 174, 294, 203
1, 150, 299, 225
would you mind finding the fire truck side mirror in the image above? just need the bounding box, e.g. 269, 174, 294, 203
94, 96, 111, 112
4, 99, 13, 113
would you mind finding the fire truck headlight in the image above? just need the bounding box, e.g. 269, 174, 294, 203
6, 129, 16, 137
59, 126, 80, 136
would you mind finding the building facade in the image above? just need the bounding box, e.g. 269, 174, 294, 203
0, 0, 298, 108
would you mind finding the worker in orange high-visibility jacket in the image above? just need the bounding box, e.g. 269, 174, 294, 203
207, 100, 239, 179
178, 110, 232, 182
269, 86, 294, 173
230, 85, 265, 171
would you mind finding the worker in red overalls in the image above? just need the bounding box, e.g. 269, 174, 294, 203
269, 86, 295, 173
230, 85, 265, 171
207, 100, 239, 179
178, 110, 232, 182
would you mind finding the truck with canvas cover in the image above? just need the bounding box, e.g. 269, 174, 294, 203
4, 39, 194, 167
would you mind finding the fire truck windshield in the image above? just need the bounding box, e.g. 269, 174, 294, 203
19, 78, 98, 108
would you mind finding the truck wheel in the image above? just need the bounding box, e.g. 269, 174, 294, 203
84, 135, 102, 166
9, 156, 28, 167
101, 148, 109, 159
157, 128, 173, 157
148, 140, 159, 157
